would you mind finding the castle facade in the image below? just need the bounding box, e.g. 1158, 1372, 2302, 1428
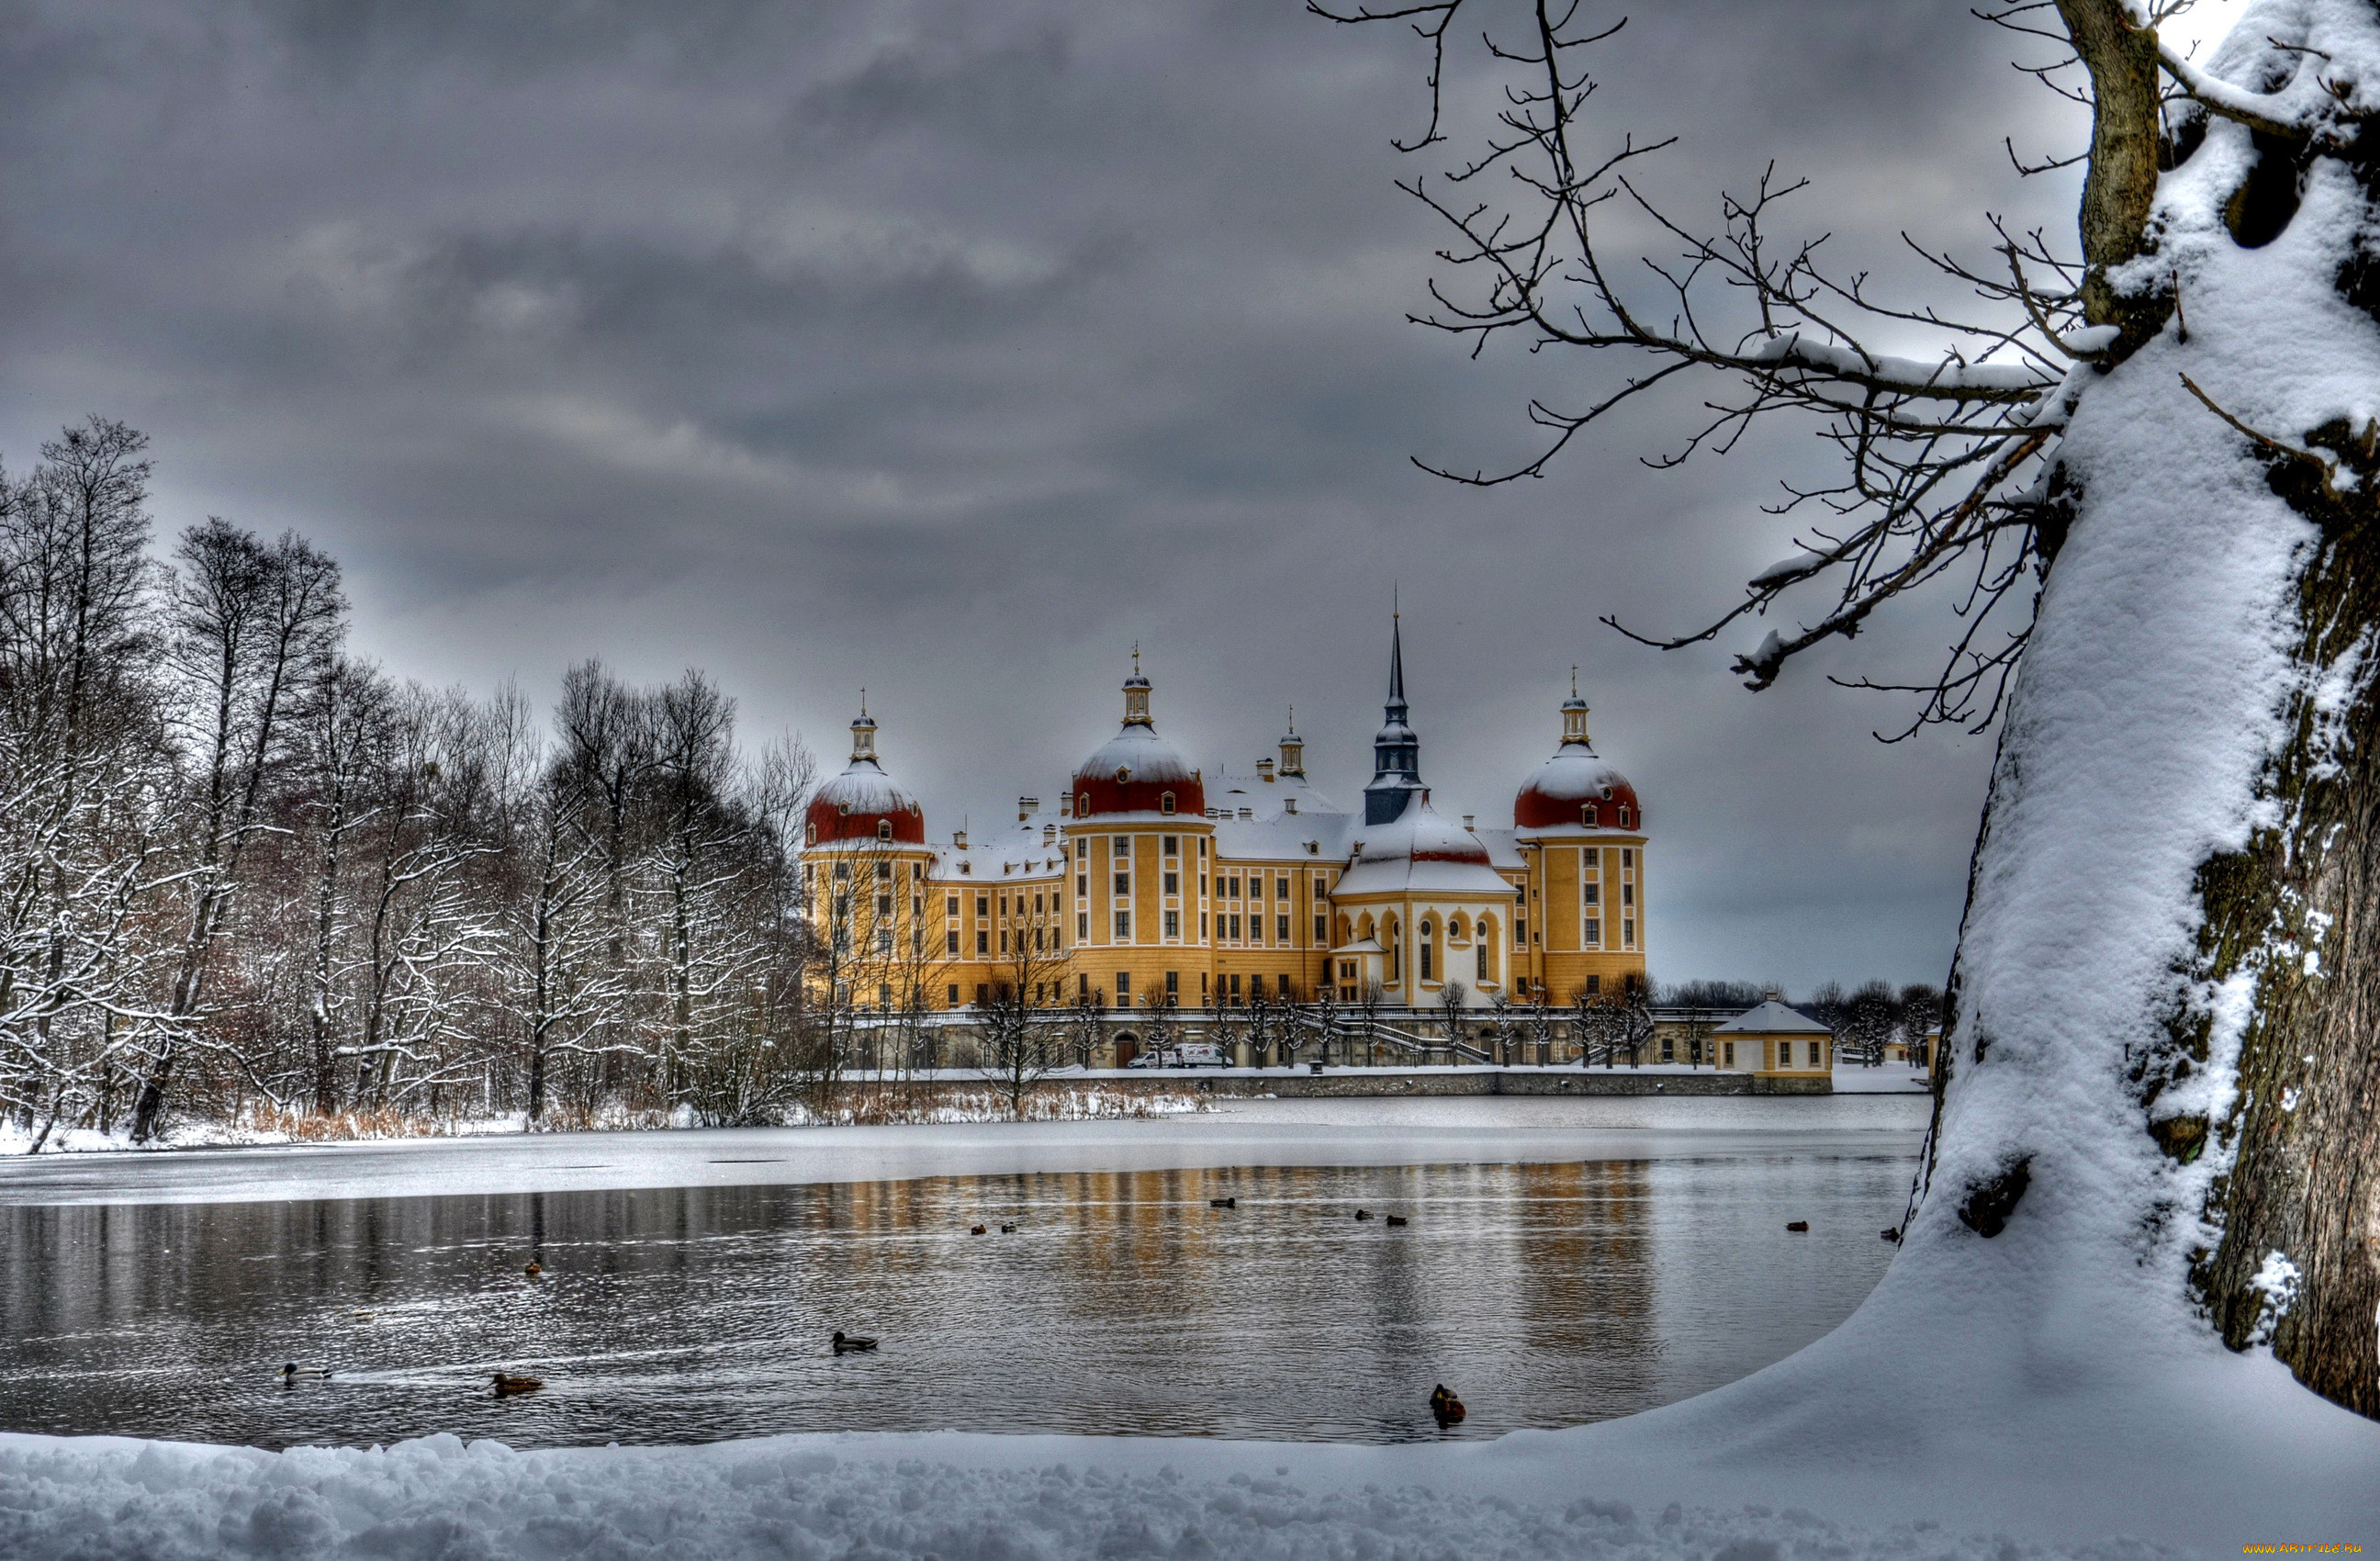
802, 622, 1648, 1020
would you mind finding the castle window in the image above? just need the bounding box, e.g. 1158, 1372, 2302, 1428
1619, 805, 1633, 828
877, 861, 892, 880
1161, 792, 1176, 814
977, 930, 989, 954
976, 983, 989, 1005
1477, 942, 1489, 980
1587, 974, 1601, 995
1078, 912, 1089, 940
1584, 917, 1600, 947
1622, 849, 1634, 868
947, 984, 960, 1006
1420, 930, 1434, 982
1164, 910, 1180, 938
877, 820, 892, 841
1278, 915, 1289, 943
946, 930, 959, 954
976, 895, 988, 916
1582, 803, 1598, 826
1115, 911, 1131, 939
1163, 836, 1178, 856
947, 894, 959, 915
1166, 971, 1180, 998
1315, 914, 1328, 942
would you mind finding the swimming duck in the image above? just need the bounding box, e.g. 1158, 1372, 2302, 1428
523, 1260, 544, 1276
1353, 1209, 1371, 1221
491, 1373, 544, 1394
1428, 1385, 1465, 1425
971, 1224, 988, 1236
280, 1363, 332, 1381
1880, 1227, 1902, 1243
1785, 1221, 1809, 1233
832, 1331, 878, 1353
1385, 1215, 1408, 1227
1209, 1196, 1236, 1209
999, 1222, 1017, 1233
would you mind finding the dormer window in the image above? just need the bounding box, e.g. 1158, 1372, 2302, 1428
1618, 805, 1633, 828
1582, 803, 1599, 826
1161, 792, 1176, 815
877, 819, 892, 841
805, 823, 817, 846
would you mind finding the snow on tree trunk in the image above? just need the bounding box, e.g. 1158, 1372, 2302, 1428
1924, 2, 2380, 1419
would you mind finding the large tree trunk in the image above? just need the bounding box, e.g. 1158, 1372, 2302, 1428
1920, 6, 2380, 1422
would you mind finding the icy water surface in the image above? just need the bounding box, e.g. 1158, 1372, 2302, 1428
0, 1108, 1922, 1446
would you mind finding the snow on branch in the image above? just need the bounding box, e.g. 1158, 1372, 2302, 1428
1318, 0, 2083, 735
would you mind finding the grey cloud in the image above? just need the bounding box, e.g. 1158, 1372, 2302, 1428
0, 0, 2082, 989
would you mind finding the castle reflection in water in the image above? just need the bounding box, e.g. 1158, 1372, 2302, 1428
0, 1153, 1905, 1447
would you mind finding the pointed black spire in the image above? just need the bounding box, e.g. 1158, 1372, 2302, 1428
1364, 605, 1424, 825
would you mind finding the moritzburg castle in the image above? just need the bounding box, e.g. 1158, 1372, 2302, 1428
802, 621, 1648, 1028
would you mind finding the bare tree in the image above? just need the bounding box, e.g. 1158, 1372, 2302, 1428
976, 938, 1068, 1117
134, 521, 345, 1140
1319, 0, 2380, 1411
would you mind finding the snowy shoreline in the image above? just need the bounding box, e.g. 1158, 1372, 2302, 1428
0, 1096, 1929, 1206
2, 1100, 2369, 1558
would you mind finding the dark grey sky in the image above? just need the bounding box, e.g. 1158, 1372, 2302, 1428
0, 0, 2116, 990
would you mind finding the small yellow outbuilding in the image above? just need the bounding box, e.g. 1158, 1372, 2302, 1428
1712, 994, 1835, 1078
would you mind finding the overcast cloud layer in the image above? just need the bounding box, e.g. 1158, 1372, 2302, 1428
0, 0, 2123, 991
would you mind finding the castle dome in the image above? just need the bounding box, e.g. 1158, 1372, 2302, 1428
1335, 795, 1508, 895
1071, 657, 1205, 818
1513, 683, 1644, 834
807, 705, 926, 845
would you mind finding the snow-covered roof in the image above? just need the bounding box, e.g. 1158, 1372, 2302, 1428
1333, 801, 1515, 898
926, 815, 1065, 882
1712, 1000, 1834, 1035
1207, 766, 1339, 820
814, 757, 917, 814
1075, 723, 1195, 785
1212, 810, 1355, 862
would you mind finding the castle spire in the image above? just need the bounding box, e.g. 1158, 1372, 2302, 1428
1561, 668, 1592, 747
1278, 706, 1306, 780
1121, 648, 1152, 727
1364, 607, 1424, 825
850, 697, 878, 763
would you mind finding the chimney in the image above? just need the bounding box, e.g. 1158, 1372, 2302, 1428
953, 829, 969, 849
1238, 806, 1252, 821
1463, 814, 1475, 831
1257, 758, 1275, 783
1284, 797, 1298, 815
1042, 824, 1056, 846
1018, 796, 1038, 822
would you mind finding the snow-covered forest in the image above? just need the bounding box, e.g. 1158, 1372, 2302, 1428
0, 420, 832, 1145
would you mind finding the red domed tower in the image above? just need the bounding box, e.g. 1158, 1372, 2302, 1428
1069, 652, 1204, 820
806, 702, 926, 847
1513, 678, 1643, 834
1510, 673, 1647, 1001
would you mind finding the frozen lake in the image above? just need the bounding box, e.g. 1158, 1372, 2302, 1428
0, 1096, 1926, 1447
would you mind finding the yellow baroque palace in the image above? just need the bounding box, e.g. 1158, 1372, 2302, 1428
801, 622, 1648, 1018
